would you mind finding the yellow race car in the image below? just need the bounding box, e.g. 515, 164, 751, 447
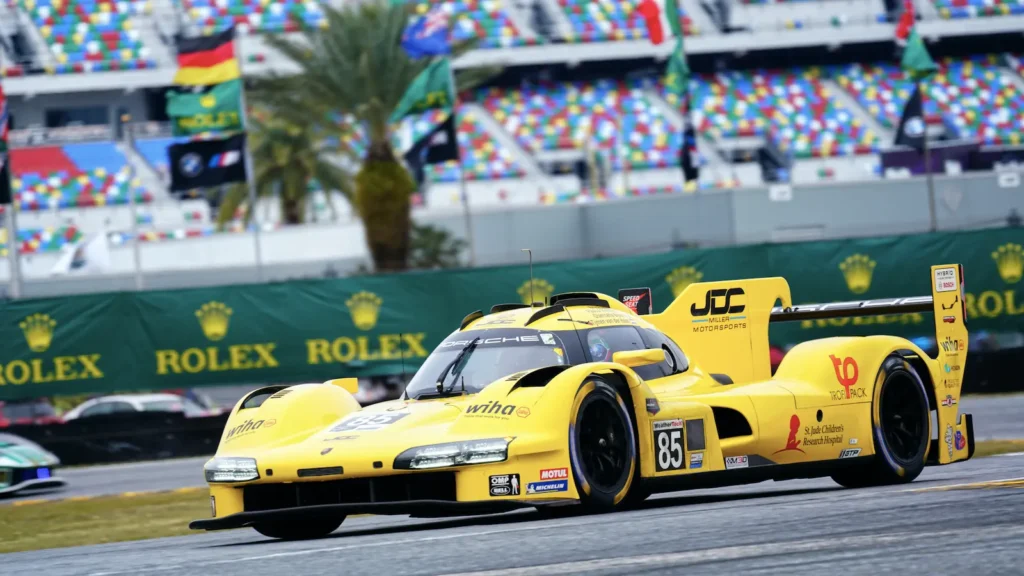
190, 264, 974, 540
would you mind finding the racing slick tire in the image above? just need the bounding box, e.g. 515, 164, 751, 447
567, 376, 639, 512
832, 355, 930, 488
252, 517, 345, 540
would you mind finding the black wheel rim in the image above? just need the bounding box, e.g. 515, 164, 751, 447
880, 374, 925, 464
577, 393, 629, 491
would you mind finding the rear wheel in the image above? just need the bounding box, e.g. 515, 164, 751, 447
252, 516, 344, 540
566, 377, 638, 512
832, 355, 930, 488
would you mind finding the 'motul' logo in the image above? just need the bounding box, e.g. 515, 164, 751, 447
0, 313, 104, 386
155, 301, 278, 376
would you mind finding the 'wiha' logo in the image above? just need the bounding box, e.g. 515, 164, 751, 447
225, 418, 276, 441
691, 288, 745, 316
465, 401, 519, 416
940, 337, 964, 353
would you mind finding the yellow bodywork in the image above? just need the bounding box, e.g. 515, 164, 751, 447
201, 264, 972, 522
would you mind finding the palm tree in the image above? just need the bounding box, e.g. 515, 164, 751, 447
216, 112, 356, 227
250, 0, 496, 271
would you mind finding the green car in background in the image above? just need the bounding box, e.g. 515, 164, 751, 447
0, 433, 65, 496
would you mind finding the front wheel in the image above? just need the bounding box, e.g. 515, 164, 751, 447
832, 355, 930, 488
567, 377, 638, 512
253, 516, 345, 540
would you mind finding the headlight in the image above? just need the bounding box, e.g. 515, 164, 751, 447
204, 457, 259, 482
394, 438, 512, 470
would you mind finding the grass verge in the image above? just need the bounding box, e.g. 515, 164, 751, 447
971, 439, 1024, 459
0, 489, 208, 554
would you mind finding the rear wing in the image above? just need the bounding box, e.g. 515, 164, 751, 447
623, 264, 968, 384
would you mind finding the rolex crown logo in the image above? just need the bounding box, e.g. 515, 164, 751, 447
992, 243, 1023, 284
346, 291, 382, 331
19, 313, 56, 353
517, 279, 555, 306
196, 301, 232, 341
839, 254, 876, 295
200, 94, 216, 109
665, 266, 703, 297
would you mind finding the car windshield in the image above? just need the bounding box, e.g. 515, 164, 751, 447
2, 400, 56, 420
142, 398, 206, 417
404, 328, 583, 399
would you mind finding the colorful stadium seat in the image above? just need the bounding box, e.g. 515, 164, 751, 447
181, 0, 327, 34
835, 55, 1024, 145
931, 0, 1024, 18
408, 0, 534, 48
21, 0, 157, 73
10, 143, 153, 210
481, 78, 683, 169
687, 67, 879, 158
557, 0, 696, 42
0, 225, 82, 256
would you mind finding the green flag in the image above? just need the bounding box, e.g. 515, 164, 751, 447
390, 58, 455, 122
165, 79, 243, 136
664, 38, 690, 102
665, 0, 684, 38
901, 29, 937, 80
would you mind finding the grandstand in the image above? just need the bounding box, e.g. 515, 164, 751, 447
0, 0, 1021, 290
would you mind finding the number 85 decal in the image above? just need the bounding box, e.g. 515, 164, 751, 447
653, 420, 685, 472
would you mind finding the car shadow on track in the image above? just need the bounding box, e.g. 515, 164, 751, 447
207, 486, 842, 550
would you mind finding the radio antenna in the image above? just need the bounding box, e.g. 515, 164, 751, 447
521, 248, 535, 307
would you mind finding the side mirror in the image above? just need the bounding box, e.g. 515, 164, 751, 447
612, 349, 665, 368
325, 378, 359, 395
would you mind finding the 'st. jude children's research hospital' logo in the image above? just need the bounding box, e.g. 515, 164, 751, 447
0, 313, 104, 386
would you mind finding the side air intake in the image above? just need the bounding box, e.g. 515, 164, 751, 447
711, 407, 753, 439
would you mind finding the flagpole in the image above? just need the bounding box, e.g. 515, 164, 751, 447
919, 81, 937, 232
4, 200, 19, 299
234, 32, 264, 282
121, 114, 144, 290
446, 62, 475, 267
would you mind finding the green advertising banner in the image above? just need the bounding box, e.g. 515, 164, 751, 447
1, 227, 1022, 400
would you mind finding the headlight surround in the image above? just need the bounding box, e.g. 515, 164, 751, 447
204, 457, 259, 482
394, 438, 512, 470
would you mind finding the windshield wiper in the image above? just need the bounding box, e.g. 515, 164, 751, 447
435, 337, 481, 395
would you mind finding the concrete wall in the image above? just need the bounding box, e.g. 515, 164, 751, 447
3, 172, 1022, 298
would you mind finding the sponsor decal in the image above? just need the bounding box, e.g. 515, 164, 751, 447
331, 412, 408, 432
944, 363, 961, 374
690, 288, 747, 333
527, 480, 568, 494
725, 455, 748, 470
489, 473, 520, 497
2, 313, 105, 387
839, 448, 861, 459
321, 447, 333, 455
540, 333, 556, 346
934, 267, 958, 293
440, 336, 543, 347
943, 316, 956, 324
774, 414, 806, 454
942, 378, 959, 389
516, 407, 531, 418
323, 435, 357, 442
619, 288, 653, 315
829, 355, 866, 401
941, 395, 957, 407
955, 430, 966, 451
224, 418, 274, 442
646, 397, 660, 415
850, 438, 858, 445
689, 452, 704, 469
840, 254, 876, 294
465, 401, 521, 419
540, 468, 568, 480
939, 337, 964, 354
653, 419, 685, 472
945, 425, 954, 459
622, 295, 642, 313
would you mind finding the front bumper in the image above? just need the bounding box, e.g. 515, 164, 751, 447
0, 476, 67, 496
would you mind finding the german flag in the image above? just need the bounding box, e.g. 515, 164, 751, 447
174, 28, 240, 86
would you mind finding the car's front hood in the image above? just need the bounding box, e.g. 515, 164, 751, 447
217, 378, 551, 478
0, 443, 58, 467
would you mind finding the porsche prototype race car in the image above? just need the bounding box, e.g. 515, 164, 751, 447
191, 264, 974, 540
0, 432, 65, 496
